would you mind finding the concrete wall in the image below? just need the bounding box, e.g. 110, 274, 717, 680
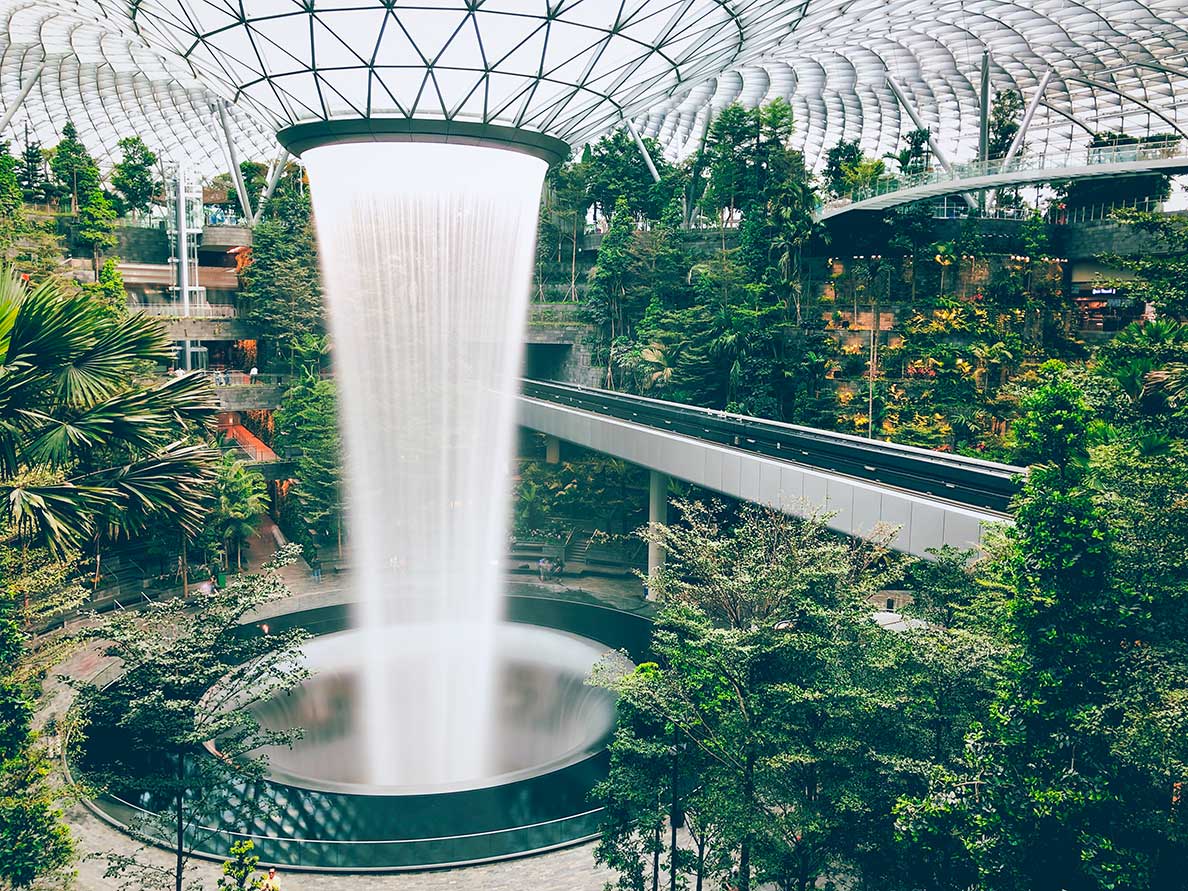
217, 385, 285, 411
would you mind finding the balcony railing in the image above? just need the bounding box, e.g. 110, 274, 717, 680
135, 302, 238, 318
201, 371, 290, 388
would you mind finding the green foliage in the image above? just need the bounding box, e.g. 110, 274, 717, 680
823, 138, 863, 197
987, 89, 1025, 160
80, 257, 128, 317
110, 137, 158, 215
240, 189, 324, 373
1010, 360, 1093, 467
598, 500, 1010, 891
76, 189, 117, 271
217, 840, 265, 891
1104, 210, 1188, 317
585, 128, 676, 220
15, 139, 51, 205
198, 454, 269, 571
0, 612, 74, 890
75, 547, 308, 891
0, 265, 220, 555
513, 449, 645, 537
273, 374, 342, 558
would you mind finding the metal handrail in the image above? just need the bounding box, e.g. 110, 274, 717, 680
135, 303, 238, 318
827, 136, 1187, 210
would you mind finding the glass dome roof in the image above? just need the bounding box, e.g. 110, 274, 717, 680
0, 0, 1185, 177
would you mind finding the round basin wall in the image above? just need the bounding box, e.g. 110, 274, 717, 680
79, 594, 651, 871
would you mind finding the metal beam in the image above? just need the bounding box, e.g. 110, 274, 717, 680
625, 119, 662, 184
216, 100, 254, 221
1038, 99, 1098, 137
1003, 68, 1055, 165
978, 51, 992, 163
1061, 73, 1188, 140
0, 60, 45, 135
250, 147, 289, 225
886, 75, 979, 210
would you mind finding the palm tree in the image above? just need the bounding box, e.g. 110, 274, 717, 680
209, 454, 269, 571
0, 265, 220, 560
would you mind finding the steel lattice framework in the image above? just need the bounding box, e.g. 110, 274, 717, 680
0, 0, 1186, 177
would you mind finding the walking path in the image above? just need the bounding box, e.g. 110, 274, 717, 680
40, 526, 647, 890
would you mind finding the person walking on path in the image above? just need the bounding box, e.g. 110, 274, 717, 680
261, 867, 281, 890
249, 365, 258, 385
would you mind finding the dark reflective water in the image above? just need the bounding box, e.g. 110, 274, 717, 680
250, 623, 619, 793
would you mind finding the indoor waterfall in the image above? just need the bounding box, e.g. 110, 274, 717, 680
303, 142, 546, 787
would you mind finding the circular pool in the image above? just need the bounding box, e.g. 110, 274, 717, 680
76, 595, 651, 871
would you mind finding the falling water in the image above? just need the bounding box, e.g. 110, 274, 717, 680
304, 142, 546, 787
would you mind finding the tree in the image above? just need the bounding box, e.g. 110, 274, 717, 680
239, 189, 324, 373
585, 129, 676, 221
49, 122, 99, 211
273, 374, 343, 558
76, 189, 117, 276
599, 500, 917, 891
1103, 209, 1188, 317
16, 136, 51, 204
822, 139, 863, 197
1009, 359, 1093, 467
0, 265, 220, 557
74, 547, 308, 891
111, 137, 158, 216
217, 839, 266, 891
0, 615, 74, 890
82, 257, 128, 317
201, 455, 269, 571
987, 89, 1025, 160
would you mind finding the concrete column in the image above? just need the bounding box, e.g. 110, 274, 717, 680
545, 435, 561, 464
646, 470, 668, 601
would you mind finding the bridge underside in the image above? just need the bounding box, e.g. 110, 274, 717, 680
518, 397, 1003, 558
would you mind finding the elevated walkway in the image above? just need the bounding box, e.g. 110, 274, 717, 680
518, 380, 1023, 557
821, 138, 1188, 219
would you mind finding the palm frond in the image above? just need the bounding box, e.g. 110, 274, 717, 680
76, 441, 221, 540
1, 480, 112, 555
52, 310, 175, 407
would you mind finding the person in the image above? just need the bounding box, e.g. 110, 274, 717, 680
249, 365, 258, 384
538, 557, 550, 582
310, 558, 322, 582
261, 867, 281, 891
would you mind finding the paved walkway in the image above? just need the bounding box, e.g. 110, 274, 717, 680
40, 527, 646, 890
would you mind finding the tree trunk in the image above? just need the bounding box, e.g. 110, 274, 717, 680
738, 750, 754, 891
175, 759, 185, 891
570, 214, 579, 301
93, 535, 102, 589
670, 728, 680, 891
180, 533, 189, 598
696, 835, 705, 891
652, 821, 661, 891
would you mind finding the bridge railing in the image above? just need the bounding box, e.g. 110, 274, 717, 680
824, 136, 1187, 212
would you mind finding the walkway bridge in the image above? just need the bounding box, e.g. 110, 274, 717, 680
518, 380, 1023, 558
821, 137, 1188, 219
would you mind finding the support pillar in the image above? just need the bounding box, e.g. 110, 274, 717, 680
886, 75, 978, 211
0, 61, 45, 135
626, 119, 662, 184
217, 101, 254, 221
175, 169, 192, 371
545, 435, 561, 464
646, 470, 668, 601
